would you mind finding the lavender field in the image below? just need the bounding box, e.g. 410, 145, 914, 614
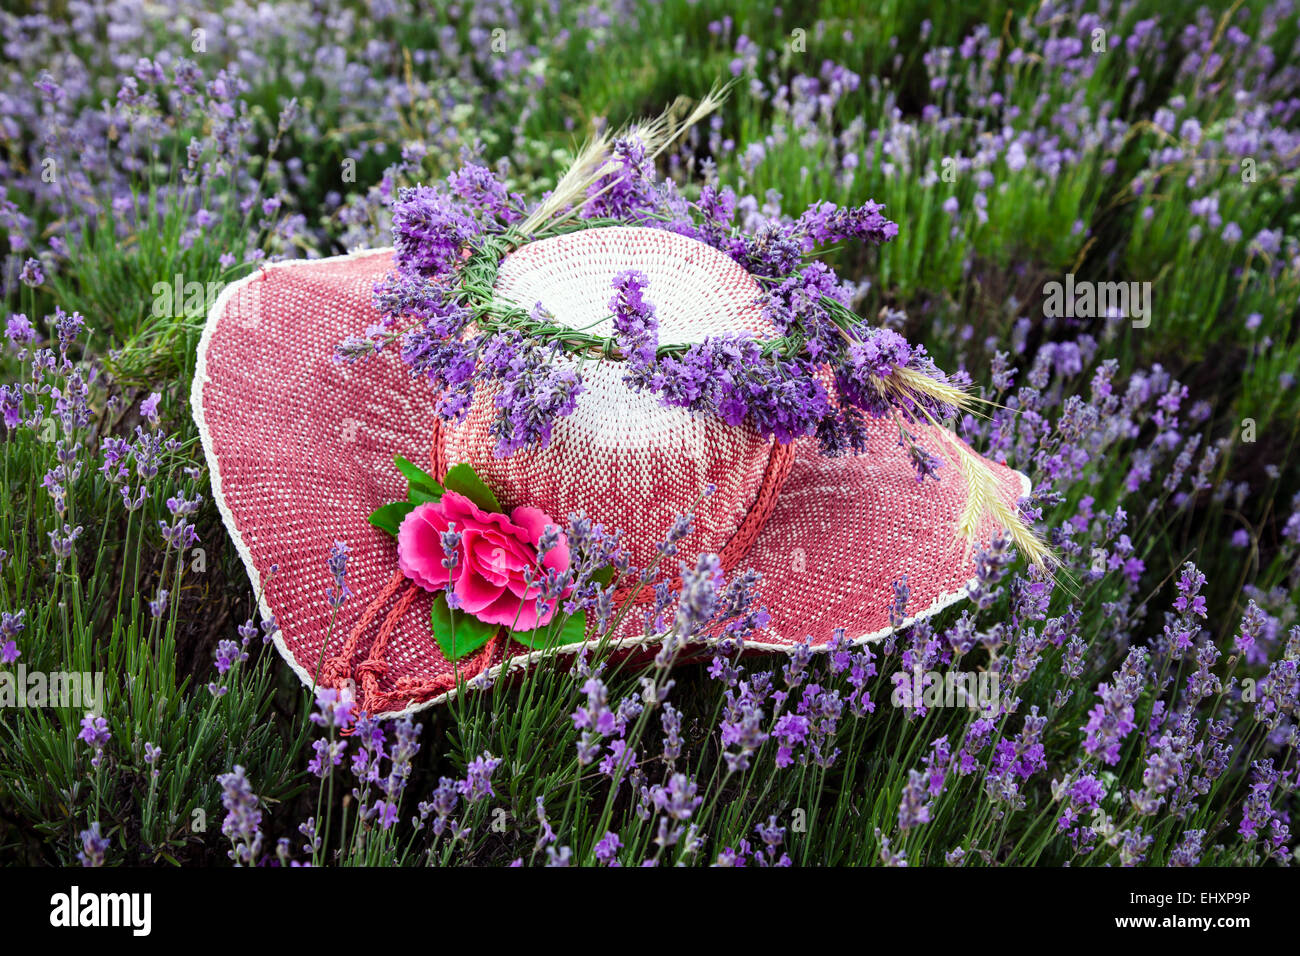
1, 0, 1298, 871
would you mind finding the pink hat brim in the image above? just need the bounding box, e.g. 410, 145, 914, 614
193, 250, 1029, 718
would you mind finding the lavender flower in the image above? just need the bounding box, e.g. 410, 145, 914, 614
459, 751, 502, 801
77, 823, 109, 867
1168, 829, 1206, 867
797, 199, 899, 248
593, 831, 623, 865
898, 769, 933, 830
0, 609, 24, 663
78, 713, 111, 768
583, 137, 657, 221
19, 258, 43, 287
609, 269, 659, 385
1254, 658, 1299, 731
217, 765, 264, 865
1161, 561, 1208, 659
140, 391, 161, 425
750, 815, 792, 867
143, 742, 162, 778
1082, 648, 1147, 766
214, 639, 247, 676
48, 523, 83, 571
147, 589, 169, 619
888, 575, 910, 628
325, 540, 351, 609
309, 686, 357, 732
390, 185, 482, 278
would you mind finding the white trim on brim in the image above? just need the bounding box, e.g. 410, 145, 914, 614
192, 248, 1034, 720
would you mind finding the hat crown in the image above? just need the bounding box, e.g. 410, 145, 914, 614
437, 227, 790, 569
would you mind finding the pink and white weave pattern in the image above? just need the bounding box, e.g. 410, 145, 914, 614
442, 227, 790, 574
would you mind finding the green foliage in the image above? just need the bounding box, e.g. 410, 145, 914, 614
430, 593, 498, 662
1, 0, 1297, 867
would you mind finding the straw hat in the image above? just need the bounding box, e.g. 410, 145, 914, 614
192, 225, 1030, 718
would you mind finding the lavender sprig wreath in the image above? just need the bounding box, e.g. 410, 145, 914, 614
336, 97, 1049, 565
340, 156, 956, 464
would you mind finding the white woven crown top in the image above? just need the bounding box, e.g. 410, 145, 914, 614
493, 225, 775, 345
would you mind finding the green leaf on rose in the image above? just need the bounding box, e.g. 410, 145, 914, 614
442, 462, 501, 513
509, 609, 589, 651
407, 483, 441, 505
367, 500, 416, 537
394, 455, 443, 503
430, 592, 498, 661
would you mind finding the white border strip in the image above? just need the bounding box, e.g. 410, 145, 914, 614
192, 248, 1034, 720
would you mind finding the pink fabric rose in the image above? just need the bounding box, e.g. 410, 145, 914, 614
396, 490, 571, 631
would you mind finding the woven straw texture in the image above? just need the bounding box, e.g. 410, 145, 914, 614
494, 225, 772, 345
442, 227, 789, 576
193, 231, 1030, 719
